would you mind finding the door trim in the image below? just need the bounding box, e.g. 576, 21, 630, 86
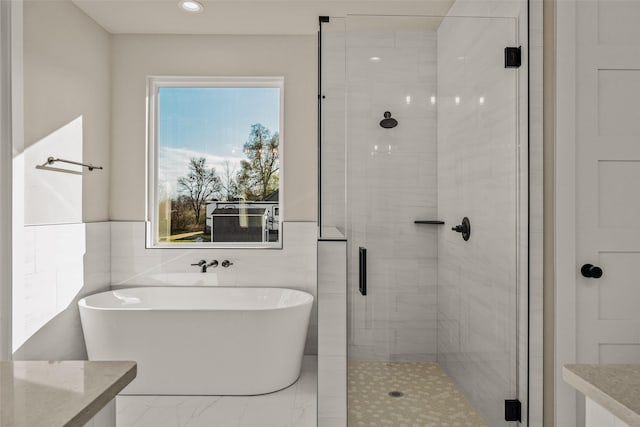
554, 0, 578, 424
0, 0, 13, 360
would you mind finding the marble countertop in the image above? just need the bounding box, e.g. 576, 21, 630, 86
0, 361, 136, 427
563, 364, 640, 426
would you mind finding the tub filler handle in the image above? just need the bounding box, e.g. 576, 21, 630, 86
191, 260, 218, 273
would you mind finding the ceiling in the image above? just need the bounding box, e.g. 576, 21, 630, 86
71, 0, 455, 35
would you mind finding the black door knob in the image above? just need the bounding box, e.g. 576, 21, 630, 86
581, 264, 603, 279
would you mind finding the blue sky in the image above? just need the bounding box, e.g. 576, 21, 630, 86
159, 87, 280, 157
157, 87, 280, 197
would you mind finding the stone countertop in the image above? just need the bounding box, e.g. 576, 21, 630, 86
563, 364, 640, 426
0, 361, 136, 427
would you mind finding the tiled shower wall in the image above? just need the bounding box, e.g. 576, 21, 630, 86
343, 27, 439, 361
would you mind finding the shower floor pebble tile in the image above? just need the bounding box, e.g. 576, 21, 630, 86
348, 361, 487, 427
116, 356, 316, 427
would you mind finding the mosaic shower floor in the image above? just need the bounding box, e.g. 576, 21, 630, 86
348, 361, 488, 427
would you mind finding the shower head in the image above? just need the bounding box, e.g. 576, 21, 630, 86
379, 111, 398, 129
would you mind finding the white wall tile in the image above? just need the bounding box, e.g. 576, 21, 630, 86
110, 221, 318, 354
13, 222, 111, 359
318, 240, 347, 427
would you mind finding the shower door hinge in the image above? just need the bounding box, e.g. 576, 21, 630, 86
504, 46, 522, 68
504, 399, 522, 422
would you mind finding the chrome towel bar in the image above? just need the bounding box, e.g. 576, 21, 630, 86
42, 156, 103, 171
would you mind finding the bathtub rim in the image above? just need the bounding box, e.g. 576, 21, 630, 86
78, 286, 314, 312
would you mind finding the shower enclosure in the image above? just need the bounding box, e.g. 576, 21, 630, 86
319, 13, 526, 427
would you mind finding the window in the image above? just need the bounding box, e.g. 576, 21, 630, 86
147, 77, 283, 248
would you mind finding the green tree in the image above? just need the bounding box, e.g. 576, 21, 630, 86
177, 157, 221, 225
237, 123, 279, 200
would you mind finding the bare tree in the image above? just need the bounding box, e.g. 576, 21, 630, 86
219, 160, 239, 201
177, 157, 221, 225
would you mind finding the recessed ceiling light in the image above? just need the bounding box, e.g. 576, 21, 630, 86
179, 0, 204, 13
369, 56, 381, 62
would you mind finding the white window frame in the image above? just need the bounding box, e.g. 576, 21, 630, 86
146, 76, 284, 249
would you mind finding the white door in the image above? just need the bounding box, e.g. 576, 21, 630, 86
560, 0, 640, 424
576, 1, 640, 363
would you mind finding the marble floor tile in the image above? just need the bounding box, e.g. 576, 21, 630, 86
117, 356, 317, 427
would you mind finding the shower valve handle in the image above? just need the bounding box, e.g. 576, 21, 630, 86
451, 217, 471, 241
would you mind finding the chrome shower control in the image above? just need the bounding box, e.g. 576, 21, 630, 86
221, 260, 234, 268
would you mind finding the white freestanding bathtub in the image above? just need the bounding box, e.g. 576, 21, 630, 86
78, 286, 313, 395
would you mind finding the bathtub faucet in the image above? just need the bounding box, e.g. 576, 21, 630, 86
191, 260, 218, 273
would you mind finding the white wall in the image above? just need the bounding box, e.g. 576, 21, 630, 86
23, 0, 110, 224
12, 0, 112, 359
110, 34, 317, 222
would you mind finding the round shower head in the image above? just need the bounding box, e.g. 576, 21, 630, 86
379, 111, 398, 129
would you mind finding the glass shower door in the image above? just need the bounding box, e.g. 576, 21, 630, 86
435, 15, 520, 427
345, 15, 521, 426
